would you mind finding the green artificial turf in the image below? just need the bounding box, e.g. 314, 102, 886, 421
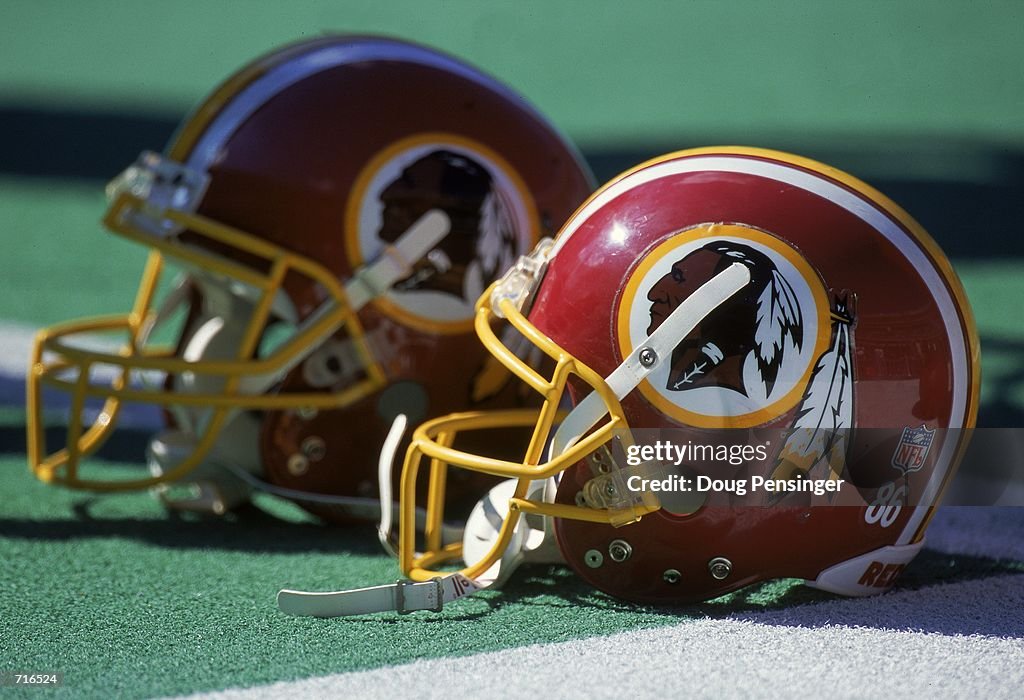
3, 454, 1021, 699
0, 455, 802, 697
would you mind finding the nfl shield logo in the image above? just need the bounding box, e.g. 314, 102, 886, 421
891, 425, 936, 474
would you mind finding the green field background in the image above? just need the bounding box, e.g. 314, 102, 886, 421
1, 2, 1023, 697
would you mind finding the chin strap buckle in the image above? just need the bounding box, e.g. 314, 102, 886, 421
277, 573, 481, 618
345, 209, 451, 311
106, 151, 210, 237
489, 237, 554, 318
394, 577, 444, 615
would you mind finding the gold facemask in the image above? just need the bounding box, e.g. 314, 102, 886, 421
393, 244, 751, 585
28, 151, 449, 492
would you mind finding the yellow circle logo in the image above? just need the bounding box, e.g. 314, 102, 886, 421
345, 133, 539, 334
617, 224, 832, 428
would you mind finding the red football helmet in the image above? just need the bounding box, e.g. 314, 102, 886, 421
27, 35, 594, 521
278, 146, 980, 616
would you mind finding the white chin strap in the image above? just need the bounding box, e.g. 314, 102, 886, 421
376, 413, 407, 556
277, 262, 751, 616
344, 209, 451, 312
278, 479, 559, 617
234, 208, 453, 399
459, 478, 563, 587
374, 414, 466, 557
548, 262, 750, 458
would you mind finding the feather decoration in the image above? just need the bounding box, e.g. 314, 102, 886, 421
772, 307, 854, 485
476, 191, 517, 282
467, 193, 522, 402
754, 269, 804, 396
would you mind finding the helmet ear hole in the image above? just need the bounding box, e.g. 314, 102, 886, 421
301, 338, 357, 388
375, 381, 429, 425
657, 466, 706, 516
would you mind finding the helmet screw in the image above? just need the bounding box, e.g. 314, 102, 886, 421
663, 569, 682, 584
301, 436, 327, 462
575, 491, 587, 507
584, 549, 604, 568
287, 454, 309, 476
638, 347, 658, 368
608, 539, 633, 562
708, 557, 732, 580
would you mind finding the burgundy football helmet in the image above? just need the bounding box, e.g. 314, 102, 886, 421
277, 147, 979, 616
27, 35, 594, 522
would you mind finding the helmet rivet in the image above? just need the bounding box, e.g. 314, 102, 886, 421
575, 491, 587, 507
638, 347, 658, 368
604, 482, 617, 497
287, 454, 309, 476
301, 436, 327, 462
608, 539, 632, 562
584, 549, 604, 568
708, 557, 732, 580
663, 569, 682, 584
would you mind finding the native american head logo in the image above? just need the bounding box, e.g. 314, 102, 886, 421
619, 224, 854, 433
377, 149, 519, 303
620, 224, 859, 492
646, 240, 804, 399
347, 135, 536, 332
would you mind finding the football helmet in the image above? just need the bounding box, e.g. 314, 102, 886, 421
26, 35, 594, 521
278, 147, 979, 615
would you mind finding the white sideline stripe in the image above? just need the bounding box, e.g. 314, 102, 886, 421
927, 506, 1024, 560
0, 319, 130, 380
168, 508, 1024, 700
0, 319, 163, 428
0, 321, 45, 377
169, 578, 1024, 700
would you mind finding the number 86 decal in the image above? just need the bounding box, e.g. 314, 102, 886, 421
864, 481, 907, 528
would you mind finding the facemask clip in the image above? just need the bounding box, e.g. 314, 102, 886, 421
490, 237, 554, 318
106, 151, 210, 237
